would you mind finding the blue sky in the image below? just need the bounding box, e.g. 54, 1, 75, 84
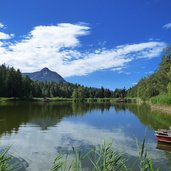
0, 0, 171, 89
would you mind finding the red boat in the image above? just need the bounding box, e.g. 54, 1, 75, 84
155, 127, 171, 143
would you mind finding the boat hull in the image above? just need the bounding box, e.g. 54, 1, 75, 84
156, 135, 171, 143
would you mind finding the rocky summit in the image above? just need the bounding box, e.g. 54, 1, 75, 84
23, 68, 66, 83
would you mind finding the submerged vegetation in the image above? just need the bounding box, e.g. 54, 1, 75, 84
0, 140, 159, 171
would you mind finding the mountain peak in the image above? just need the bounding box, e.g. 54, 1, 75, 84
23, 68, 66, 83
41, 67, 50, 72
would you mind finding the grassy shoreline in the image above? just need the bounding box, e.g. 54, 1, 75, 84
1, 96, 171, 114
0, 97, 73, 102
149, 94, 171, 114
150, 94, 171, 105
0, 97, 141, 103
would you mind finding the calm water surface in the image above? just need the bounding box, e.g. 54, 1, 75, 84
0, 102, 171, 171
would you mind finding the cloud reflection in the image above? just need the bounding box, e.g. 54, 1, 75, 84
0, 119, 168, 170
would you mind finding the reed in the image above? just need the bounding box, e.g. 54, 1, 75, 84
0, 140, 159, 171
0, 147, 12, 171
51, 140, 158, 171
136, 138, 158, 171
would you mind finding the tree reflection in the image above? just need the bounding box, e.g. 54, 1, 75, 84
0, 102, 112, 135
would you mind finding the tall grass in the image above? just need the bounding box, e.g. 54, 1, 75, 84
89, 143, 127, 171
51, 140, 158, 171
0, 140, 159, 171
0, 147, 12, 171
137, 138, 158, 171
50, 143, 127, 171
150, 94, 171, 105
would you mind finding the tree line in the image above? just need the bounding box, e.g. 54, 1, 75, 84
0, 64, 126, 99
127, 47, 171, 100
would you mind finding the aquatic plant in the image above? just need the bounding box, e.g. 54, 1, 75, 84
51, 140, 158, 171
0, 140, 159, 171
137, 138, 159, 171
50, 143, 127, 171
0, 147, 11, 171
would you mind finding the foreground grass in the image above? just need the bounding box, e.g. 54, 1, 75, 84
0, 147, 11, 171
51, 139, 158, 171
51, 143, 127, 171
0, 139, 159, 171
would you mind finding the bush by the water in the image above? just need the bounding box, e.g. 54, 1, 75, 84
150, 94, 171, 105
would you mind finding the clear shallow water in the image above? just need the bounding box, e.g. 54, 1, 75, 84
0, 102, 171, 171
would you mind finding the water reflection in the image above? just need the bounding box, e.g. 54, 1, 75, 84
127, 104, 171, 129
156, 142, 171, 152
0, 102, 171, 170
0, 102, 111, 135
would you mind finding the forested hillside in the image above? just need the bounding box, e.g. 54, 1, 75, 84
127, 47, 171, 100
0, 64, 126, 99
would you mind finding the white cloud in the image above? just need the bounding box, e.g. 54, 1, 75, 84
118, 70, 131, 75
145, 71, 154, 75
0, 32, 13, 39
0, 22, 4, 28
163, 22, 171, 29
132, 82, 137, 85
111, 67, 123, 71
0, 23, 166, 77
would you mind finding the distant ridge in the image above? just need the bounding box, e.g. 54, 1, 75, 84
23, 68, 66, 83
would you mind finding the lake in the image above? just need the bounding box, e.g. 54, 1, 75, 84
0, 102, 171, 171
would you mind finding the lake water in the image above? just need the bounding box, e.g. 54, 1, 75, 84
0, 102, 171, 171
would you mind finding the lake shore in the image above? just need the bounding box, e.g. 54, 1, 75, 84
0, 97, 73, 102
0, 97, 138, 103
150, 104, 171, 114
2, 97, 171, 115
